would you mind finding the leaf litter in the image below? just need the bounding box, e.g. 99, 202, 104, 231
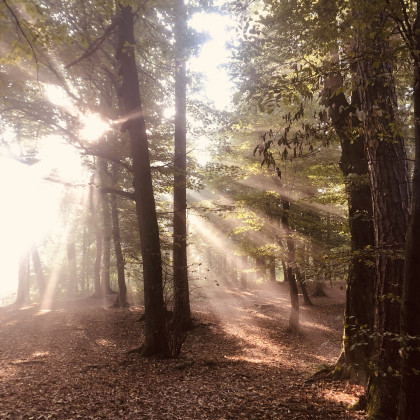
0, 282, 366, 419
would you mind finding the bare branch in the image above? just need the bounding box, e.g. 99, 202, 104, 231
65, 19, 119, 69
44, 176, 135, 200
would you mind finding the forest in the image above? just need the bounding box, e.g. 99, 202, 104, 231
0, 0, 419, 419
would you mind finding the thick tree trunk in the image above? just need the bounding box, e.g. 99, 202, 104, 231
355, 12, 410, 417
116, 5, 169, 357
322, 64, 375, 382
31, 246, 46, 300
281, 198, 299, 333
399, 5, 420, 418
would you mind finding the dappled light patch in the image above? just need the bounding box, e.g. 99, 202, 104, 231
95, 338, 116, 348
321, 386, 363, 407
301, 320, 336, 333
31, 351, 49, 357
18, 304, 36, 311
35, 309, 51, 316
0, 289, 365, 419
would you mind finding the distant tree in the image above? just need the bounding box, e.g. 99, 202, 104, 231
281, 197, 299, 333
31, 245, 46, 300
15, 251, 30, 306
110, 164, 128, 307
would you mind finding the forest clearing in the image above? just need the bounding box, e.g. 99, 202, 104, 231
0, 282, 366, 419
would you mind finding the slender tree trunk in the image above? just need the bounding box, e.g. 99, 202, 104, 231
355, 11, 410, 417
172, 0, 192, 333
81, 225, 88, 294
101, 187, 114, 295
268, 256, 276, 282
399, 5, 420, 418
110, 167, 128, 307
281, 198, 299, 333
116, 5, 169, 356
16, 251, 30, 305
281, 260, 288, 282
31, 246, 46, 300
90, 176, 102, 297
240, 255, 248, 289
66, 227, 78, 296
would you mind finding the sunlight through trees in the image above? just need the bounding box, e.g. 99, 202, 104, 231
0, 0, 419, 418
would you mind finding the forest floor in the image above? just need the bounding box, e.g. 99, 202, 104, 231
0, 280, 367, 419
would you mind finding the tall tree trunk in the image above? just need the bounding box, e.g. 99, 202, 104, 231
355, 10, 410, 417
66, 227, 78, 296
110, 167, 128, 307
399, 4, 420, 418
281, 198, 299, 333
322, 57, 375, 382
172, 0, 192, 333
101, 187, 114, 295
90, 176, 102, 297
31, 246, 46, 300
81, 224, 88, 294
15, 251, 30, 306
116, 5, 169, 357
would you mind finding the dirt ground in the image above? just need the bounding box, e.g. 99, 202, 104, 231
0, 281, 366, 419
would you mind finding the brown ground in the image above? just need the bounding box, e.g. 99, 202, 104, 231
0, 281, 366, 419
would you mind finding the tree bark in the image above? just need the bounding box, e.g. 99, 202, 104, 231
116, 5, 169, 357
399, 4, 420, 418
322, 59, 375, 382
355, 10, 410, 417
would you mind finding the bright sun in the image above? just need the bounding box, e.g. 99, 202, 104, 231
0, 85, 105, 300
44, 84, 110, 142
0, 156, 63, 298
